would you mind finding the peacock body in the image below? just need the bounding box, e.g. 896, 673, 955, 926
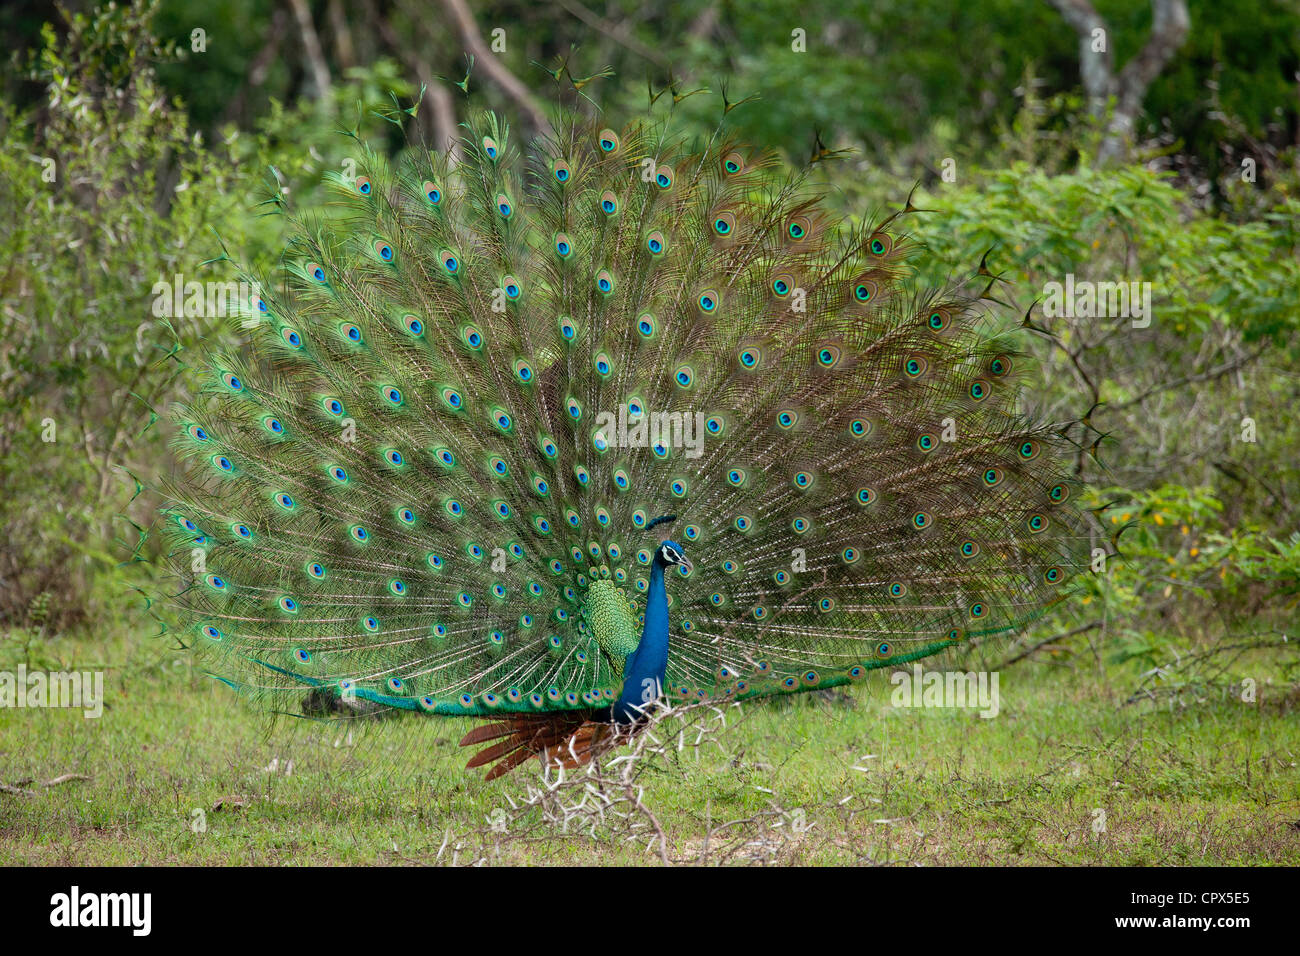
159, 96, 1090, 779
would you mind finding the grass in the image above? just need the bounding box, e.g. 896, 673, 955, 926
1, 624, 1297, 865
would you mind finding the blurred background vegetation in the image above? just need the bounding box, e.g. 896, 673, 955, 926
1, 0, 1296, 699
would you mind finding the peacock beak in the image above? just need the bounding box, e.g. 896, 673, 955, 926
678, 555, 693, 574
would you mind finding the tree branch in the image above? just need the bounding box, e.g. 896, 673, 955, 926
1110, 342, 1267, 411
436, 0, 551, 137
997, 621, 1102, 669
1105, 0, 1189, 159
1047, 0, 1112, 113
221, 6, 288, 126
554, 0, 670, 69
1046, 0, 1190, 163
379, 1, 460, 156
286, 0, 332, 101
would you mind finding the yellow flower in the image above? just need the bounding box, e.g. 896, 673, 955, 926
1153, 513, 1165, 526
1189, 547, 1199, 557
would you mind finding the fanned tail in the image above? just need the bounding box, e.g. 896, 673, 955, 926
155, 90, 1097, 769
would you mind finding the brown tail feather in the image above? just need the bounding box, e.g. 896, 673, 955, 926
460, 710, 607, 780
544, 722, 616, 770
458, 723, 519, 747
485, 745, 545, 781
464, 736, 527, 769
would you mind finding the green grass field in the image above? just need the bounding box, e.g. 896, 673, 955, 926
2, 626, 1297, 866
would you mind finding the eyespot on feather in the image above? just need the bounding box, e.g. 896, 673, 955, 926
596, 128, 620, 153
868, 232, 893, 256
787, 215, 812, 241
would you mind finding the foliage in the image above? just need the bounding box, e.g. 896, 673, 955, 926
0, 0, 245, 627
0, 1, 1295, 700
878, 151, 1300, 655
136, 0, 1300, 187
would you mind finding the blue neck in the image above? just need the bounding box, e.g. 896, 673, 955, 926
612, 559, 670, 722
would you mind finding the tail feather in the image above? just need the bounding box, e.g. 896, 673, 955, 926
486, 746, 547, 782
158, 99, 1094, 756
544, 722, 618, 771
464, 736, 531, 770
458, 722, 520, 747
459, 711, 607, 780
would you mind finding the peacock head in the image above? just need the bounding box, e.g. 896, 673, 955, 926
646, 513, 691, 573
656, 539, 692, 574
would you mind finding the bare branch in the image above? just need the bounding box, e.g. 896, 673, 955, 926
436, 0, 552, 136
554, 0, 669, 69
1110, 342, 1267, 411
286, 0, 333, 101
997, 621, 1102, 669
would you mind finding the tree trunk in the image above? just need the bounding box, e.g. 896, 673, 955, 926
1047, 0, 1190, 164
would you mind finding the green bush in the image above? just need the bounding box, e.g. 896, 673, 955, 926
891, 158, 1300, 654
0, 1, 244, 628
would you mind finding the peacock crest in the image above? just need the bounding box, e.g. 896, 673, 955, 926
158, 98, 1092, 779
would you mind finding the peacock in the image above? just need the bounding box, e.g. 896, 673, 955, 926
156, 89, 1092, 781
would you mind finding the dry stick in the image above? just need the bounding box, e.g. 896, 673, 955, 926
380, 2, 460, 156
553, 0, 670, 69
626, 781, 670, 865
437, 0, 552, 136
1111, 343, 1268, 411
42, 773, 90, 787
996, 620, 1101, 669
286, 0, 333, 100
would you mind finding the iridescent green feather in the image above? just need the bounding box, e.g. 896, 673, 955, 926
159, 103, 1093, 721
